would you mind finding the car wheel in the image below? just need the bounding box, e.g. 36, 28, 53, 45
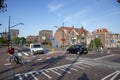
77, 51, 80, 55
83, 50, 88, 54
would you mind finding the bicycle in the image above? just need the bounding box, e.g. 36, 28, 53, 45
9, 53, 23, 64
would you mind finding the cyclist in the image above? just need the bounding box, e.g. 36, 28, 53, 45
7, 45, 21, 64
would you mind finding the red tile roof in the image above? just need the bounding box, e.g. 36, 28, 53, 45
59, 26, 88, 35
93, 28, 109, 33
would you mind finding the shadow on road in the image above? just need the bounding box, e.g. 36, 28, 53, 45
32, 54, 67, 70
77, 73, 89, 80
56, 54, 80, 80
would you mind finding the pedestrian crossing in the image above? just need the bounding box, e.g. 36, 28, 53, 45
14, 61, 94, 80
17, 52, 30, 56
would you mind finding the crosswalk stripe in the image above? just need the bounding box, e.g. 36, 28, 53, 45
41, 72, 52, 79
70, 68, 78, 71
17, 52, 29, 56
17, 53, 22, 56
49, 69, 61, 76
4, 63, 11, 66
23, 52, 29, 56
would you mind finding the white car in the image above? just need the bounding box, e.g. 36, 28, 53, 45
29, 43, 44, 55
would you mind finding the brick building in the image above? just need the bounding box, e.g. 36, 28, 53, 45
10, 29, 19, 39
110, 33, 120, 47
92, 28, 110, 48
26, 35, 37, 43
38, 30, 53, 44
54, 26, 88, 47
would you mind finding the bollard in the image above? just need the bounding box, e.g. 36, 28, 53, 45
107, 47, 110, 53
52, 48, 54, 54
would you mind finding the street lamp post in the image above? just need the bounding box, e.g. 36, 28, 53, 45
8, 16, 24, 47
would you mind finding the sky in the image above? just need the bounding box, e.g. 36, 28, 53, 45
0, 0, 120, 38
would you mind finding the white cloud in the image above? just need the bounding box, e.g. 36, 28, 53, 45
48, 3, 63, 12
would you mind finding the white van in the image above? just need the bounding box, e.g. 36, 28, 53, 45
29, 43, 44, 55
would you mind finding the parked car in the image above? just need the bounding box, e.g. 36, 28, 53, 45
29, 43, 44, 55
66, 44, 88, 55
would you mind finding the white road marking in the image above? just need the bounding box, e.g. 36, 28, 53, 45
4, 63, 11, 66
49, 69, 61, 76
45, 70, 49, 72
46, 57, 51, 59
57, 68, 71, 74
94, 54, 115, 60
6, 59, 9, 61
82, 63, 95, 67
70, 68, 78, 71
101, 70, 120, 80
26, 60, 33, 62
73, 65, 85, 70
41, 72, 52, 79
14, 61, 91, 79
15, 74, 23, 80
17, 53, 22, 56
79, 64, 91, 68
37, 58, 42, 61
23, 52, 29, 56
31, 73, 39, 80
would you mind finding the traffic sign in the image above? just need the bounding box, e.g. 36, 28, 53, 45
110, 39, 114, 43
50, 37, 54, 42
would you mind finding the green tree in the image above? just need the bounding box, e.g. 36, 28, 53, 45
0, 0, 7, 13
0, 36, 4, 44
118, 0, 120, 3
19, 37, 26, 45
94, 37, 102, 47
89, 37, 102, 50
12, 37, 20, 45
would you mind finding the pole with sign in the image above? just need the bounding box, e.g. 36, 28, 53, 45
50, 37, 54, 54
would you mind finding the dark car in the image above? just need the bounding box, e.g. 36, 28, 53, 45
66, 44, 88, 54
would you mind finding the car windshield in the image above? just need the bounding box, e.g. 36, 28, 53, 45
74, 45, 80, 48
33, 44, 41, 48
70, 45, 81, 48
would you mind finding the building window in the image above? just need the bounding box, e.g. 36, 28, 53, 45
82, 33, 84, 37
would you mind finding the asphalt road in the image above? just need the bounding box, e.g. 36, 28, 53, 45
0, 46, 120, 80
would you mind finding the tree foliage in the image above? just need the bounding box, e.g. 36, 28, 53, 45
118, 0, 120, 3
0, 36, 4, 43
11, 37, 26, 46
94, 38, 102, 47
89, 37, 102, 49
0, 0, 7, 13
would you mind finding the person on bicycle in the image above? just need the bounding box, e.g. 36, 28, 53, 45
7, 45, 21, 64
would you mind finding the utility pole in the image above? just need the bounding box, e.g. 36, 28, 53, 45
8, 16, 24, 47
8, 16, 11, 47
62, 23, 64, 50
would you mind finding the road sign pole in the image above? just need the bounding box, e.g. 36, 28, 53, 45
50, 37, 54, 54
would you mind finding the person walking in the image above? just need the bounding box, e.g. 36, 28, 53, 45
107, 47, 110, 53
100, 46, 103, 53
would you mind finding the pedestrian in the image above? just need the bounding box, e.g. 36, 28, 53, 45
107, 47, 110, 53
100, 46, 103, 53
7, 45, 21, 64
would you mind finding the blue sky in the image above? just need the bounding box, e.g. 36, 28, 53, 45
0, 0, 120, 37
